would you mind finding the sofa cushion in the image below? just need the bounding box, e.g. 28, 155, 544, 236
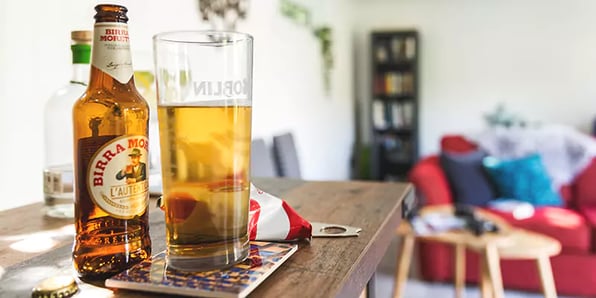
486, 207, 590, 254
483, 154, 563, 206
441, 135, 478, 153
574, 157, 596, 207
408, 156, 453, 206
576, 206, 596, 253
440, 150, 496, 206
559, 184, 574, 208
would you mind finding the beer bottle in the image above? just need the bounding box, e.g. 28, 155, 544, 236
72, 4, 151, 280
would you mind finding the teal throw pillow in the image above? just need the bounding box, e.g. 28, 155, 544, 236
482, 154, 563, 206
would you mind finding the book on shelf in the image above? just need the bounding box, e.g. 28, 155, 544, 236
401, 101, 414, 127
372, 99, 387, 129
374, 41, 389, 63
402, 72, 414, 94
374, 72, 414, 97
394, 73, 403, 95
405, 37, 416, 60
384, 101, 393, 129
373, 74, 384, 95
389, 37, 405, 62
384, 73, 393, 95
392, 101, 414, 129
373, 100, 415, 131
384, 74, 392, 95
390, 102, 403, 128
382, 72, 404, 96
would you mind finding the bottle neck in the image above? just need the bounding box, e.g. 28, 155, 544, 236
88, 22, 135, 90
70, 43, 91, 85
71, 63, 90, 85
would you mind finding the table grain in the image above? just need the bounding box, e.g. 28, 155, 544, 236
0, 178, 411, 298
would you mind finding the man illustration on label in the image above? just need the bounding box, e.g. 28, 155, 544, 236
116, 148, 146, 184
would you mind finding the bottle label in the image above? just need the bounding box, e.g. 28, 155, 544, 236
92, 22, 133, 84
87, 135, 149, 219
43, 171, 63, 195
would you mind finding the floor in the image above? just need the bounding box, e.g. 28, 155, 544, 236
374, 236, 572, 298
374, 274, 563, 298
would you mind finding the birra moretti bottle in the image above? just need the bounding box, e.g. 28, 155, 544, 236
72, 4, 151, 280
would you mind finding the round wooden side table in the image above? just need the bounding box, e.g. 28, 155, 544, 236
470, 229, 561, 298
394, 205, 561, 298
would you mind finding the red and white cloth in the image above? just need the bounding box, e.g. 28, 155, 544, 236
248, 184, 312, 241
159, 184, 312, 242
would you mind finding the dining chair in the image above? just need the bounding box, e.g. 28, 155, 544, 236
272, 132, 302, 178
250, 138, 278, 177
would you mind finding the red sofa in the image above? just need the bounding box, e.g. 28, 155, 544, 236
409, 135, 596, 297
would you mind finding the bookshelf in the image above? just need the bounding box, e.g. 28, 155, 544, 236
370, 30, 419, 181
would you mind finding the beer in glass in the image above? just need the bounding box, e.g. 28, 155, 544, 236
153, 31, 253, 271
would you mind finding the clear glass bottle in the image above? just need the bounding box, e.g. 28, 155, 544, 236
43, 30, 92, 218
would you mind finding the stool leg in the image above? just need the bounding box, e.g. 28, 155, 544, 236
536, 256, 557, 298
454, 243, 465, 298
483, 244, 504, 298
393, 234, 415, 298
480, 257, 493, 298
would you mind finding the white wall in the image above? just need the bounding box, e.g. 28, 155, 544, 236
0, 0, 354, 210
14, 0, 595, 211
351, 0, 596, 157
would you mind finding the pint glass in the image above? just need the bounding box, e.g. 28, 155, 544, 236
153, 31, 253, 271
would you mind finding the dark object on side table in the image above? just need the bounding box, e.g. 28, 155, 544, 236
454, 204, 499, 236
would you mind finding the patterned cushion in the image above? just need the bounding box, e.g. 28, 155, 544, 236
483, 154, 563, 206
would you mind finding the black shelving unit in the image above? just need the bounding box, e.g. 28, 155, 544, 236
370, 30, 419, 181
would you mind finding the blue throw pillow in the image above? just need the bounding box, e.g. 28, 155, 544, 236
482, 154, 563, 206
440, 150, 497, 206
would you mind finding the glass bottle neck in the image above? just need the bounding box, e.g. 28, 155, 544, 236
71, 63, 90, 85
87, 66, 136, 90
88, 22, 135, 89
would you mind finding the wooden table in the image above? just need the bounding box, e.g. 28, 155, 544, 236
394, 205, 561, 298
0, 178, 412, 298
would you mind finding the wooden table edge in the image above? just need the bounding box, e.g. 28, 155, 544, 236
336, 183, 413, 298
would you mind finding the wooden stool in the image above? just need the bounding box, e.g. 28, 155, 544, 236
394, 205, 561, 298
467, 230, 561, 298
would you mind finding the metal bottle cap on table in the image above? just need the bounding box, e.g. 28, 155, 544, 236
31, 275, 79, 298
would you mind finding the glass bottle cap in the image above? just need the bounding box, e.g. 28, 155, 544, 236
31, 275, 79, 298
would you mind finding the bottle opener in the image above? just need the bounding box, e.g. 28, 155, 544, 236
311, 222, 362, 238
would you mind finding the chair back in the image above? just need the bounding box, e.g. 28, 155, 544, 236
272, 133, 302, 178
250, 138, 278, 177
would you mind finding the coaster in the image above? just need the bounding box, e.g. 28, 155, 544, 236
106, 242, 298, 298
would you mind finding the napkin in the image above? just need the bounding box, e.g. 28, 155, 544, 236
158, 184, 312, 242
248, 184, 312, 241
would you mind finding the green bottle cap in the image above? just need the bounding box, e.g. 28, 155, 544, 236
71, 44, 91, 64
70, 30, 92, 64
